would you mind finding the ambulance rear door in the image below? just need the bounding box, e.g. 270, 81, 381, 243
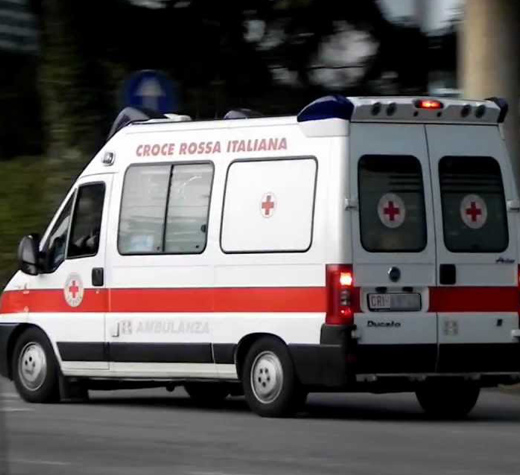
350, 123, 437, 374
426, 124, 520, 373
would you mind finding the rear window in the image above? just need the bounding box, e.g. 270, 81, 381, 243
358, 155, 427, 252
439, 156, 508, 253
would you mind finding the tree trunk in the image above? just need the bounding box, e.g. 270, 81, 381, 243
40, 0, 113, 163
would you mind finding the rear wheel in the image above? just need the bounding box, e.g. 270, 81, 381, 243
12, 328, 60, 403
416, 381, 480, 419
242, 337, 305, 417
184, 382, 230, 405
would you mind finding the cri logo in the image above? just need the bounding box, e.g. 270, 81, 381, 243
64, 273, 84, 308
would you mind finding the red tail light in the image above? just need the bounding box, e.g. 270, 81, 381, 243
517, 265, 520, 315
415, 99, 443, 110
326, 265, 359, 325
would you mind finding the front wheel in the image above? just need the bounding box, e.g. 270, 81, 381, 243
242, 337, 305, 417
416, 381, 480, 419
12, 328, 60, 403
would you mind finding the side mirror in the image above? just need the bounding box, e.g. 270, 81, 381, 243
18, 234, 40, 276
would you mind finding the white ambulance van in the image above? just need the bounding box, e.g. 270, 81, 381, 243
1, 96, 520, 418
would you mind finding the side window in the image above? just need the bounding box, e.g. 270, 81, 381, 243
118, 163, 213, 255
119, 165, 170, 254
165, 164, 213, 253
44, 195, 74, 271
358, 155, 427, 252
439, 156, 508, 253
68, 184, 106, 259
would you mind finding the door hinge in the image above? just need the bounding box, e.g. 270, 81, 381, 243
507, 200, 520, 212
345, 198, 358, 210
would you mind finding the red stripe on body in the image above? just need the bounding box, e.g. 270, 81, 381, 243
213, 287, 327, 313
0, 289, 108, 314
429, 287, 519, 313
0, 287, 327, 314
1, 286, 518, 314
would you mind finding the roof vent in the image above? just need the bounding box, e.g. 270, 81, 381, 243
224, 108, 263, 119
107, 107, 166, 141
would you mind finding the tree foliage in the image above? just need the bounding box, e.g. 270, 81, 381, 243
0, 0, 458, 286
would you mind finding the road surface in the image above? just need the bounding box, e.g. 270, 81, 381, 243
1, 382, 520, 475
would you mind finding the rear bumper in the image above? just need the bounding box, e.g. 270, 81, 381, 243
289, 324, 520, 390
0, 323, 18, 379
288, 324, 355, 388
437, 343, 520, 373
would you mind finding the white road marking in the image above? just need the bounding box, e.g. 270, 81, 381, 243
1, 392, 21, 400
189, 472, 256, 475
0, 407, 34, 413
8, 458, 70, 466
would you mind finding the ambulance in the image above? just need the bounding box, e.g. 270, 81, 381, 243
1, 95, 520, 418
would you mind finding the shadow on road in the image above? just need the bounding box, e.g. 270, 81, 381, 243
87, 393, 252, 414
82, 390, 520, 423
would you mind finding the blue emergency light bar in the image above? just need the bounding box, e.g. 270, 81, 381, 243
297, 95, 355, 123
297, 95, 509, 124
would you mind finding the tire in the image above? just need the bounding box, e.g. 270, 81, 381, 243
184, 382, 230, 405
416, 381, 480, 419
12, 328, 60, 404
242, 337, 305, 418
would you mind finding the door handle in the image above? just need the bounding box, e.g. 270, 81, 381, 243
440, 264, 456, 285
92, 268, 104, 287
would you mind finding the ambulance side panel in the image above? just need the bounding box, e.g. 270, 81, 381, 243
212, 132, 343, 382
100, 122, 339, 381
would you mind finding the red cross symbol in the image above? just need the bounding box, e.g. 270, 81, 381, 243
69, 280, 79, 299
262, 195, 275, 217
465, 201, 482, 222
383, 201, 400, 222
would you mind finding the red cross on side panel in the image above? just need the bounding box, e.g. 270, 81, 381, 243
261, 195, 275, 217
465, 201, 482, 222
69, 281, 79, 299
383, 201, 400, 222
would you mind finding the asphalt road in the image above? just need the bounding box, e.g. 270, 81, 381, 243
1, 381, 520, 475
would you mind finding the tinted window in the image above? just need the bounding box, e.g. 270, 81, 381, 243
119, 165, 170, 254
68, 184, 106, 258
44, 195, 74, 271
119, 163, 213, 255
359, 155, 427, 252
165, 164, 213, 253
439, 156, 508, 253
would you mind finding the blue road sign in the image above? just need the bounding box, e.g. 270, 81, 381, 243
124, 70, 177, 114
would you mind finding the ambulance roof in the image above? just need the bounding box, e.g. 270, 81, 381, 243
296, 96, 507, 125
108, 95, 507, 142
87, 96, 508, 176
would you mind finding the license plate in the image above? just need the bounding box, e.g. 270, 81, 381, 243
368, 293, 421, 312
